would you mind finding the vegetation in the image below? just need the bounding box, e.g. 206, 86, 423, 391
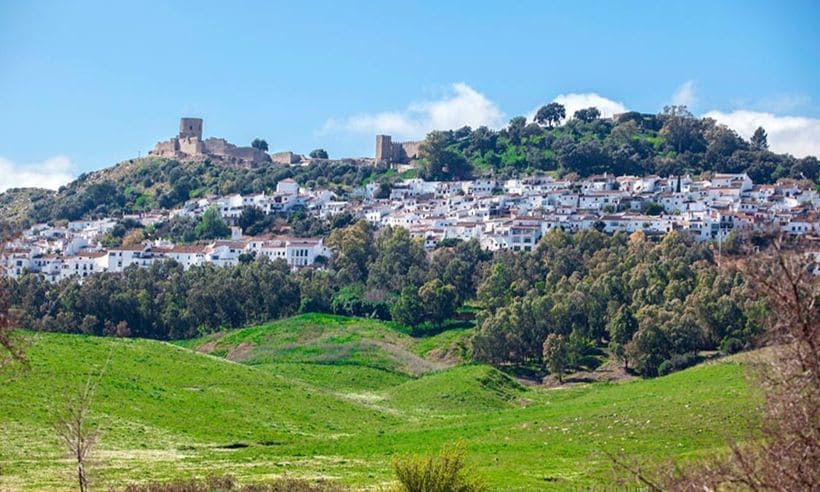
393, 443, 486, 492
0, 157, 393, 226
612, 245, 819, 490
251, 138, 269, 152
8, 223, 766, 381
415, 104, 819, 183
472, 229, 763, 377
0, 314, 758, 490
309, 149, 329, 159
119, 475, 341, 492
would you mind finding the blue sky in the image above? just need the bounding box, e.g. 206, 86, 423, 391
1, 0, 819, 190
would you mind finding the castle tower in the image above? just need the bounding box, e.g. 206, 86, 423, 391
179, 118, 203, 139
375, 134, 393, 163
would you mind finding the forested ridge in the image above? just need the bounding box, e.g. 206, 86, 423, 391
6, 222, 768, 378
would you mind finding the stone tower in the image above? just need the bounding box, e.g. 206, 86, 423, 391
179, 118, 203, 139
375, 134, 393, 163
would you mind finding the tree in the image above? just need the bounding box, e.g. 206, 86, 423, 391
506, 117, 527, 145
0, 226, 25, 368
641, 202, 664, 216
121, 229, 145, 248
367, 227, 428, 293
419, 279, 457, 328
326, 220, 376, 284
55, 357, 109, 492
750, 126, 768, 150
542, 334, 569, 383
535, 102, 566, 128
660, 105, 704, 154
237, 206, 269, 235
607, 306, 638, 369
309, 148, 329, 159
574, 107, 601, 122
251, 138, 269, 151
419, 131, 473, 180
391, 287, 425, 330
626, 322, 670, 377
477, 263, 512, 312
194, 207, 230, 240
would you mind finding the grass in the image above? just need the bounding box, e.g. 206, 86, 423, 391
0, 314, 759, 491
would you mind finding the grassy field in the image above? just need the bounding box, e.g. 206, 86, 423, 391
0, 314, 759, 490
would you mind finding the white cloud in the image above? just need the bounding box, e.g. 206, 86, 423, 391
321, 83, 505, 140
0, 155, 76, 193
671, 80, 696, 107
549, 92, 628, 120
704, 110, 820, 158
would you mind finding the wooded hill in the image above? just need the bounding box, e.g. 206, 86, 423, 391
2, 106, 817, 226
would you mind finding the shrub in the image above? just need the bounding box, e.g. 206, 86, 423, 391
392, 443, 486, 492
658, 352, 701, 376
720, 337, 744, 355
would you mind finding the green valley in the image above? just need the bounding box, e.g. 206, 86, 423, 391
0, 314, 758, 490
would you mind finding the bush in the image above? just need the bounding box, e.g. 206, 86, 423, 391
720, 337, 744, 355
393, 443, 486, 492
658, 352, 701, 376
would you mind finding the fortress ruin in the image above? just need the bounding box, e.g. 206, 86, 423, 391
150, 118, 272, 168
375, 135, 421, 165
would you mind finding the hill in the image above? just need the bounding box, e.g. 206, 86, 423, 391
0, 157, 387, 226
181, 313, 472, 391
4, 109, 817, 227
0, 314, 759, 490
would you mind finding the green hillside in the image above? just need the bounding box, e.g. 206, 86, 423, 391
0, 315, 759, 491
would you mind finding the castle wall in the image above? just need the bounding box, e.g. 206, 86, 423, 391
178, 137, 204, 155
399, 141, 421, 161
271, 151, 299, 164
375, 135, 421, 164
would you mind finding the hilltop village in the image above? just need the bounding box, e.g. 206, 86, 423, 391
3, 166, 819, 281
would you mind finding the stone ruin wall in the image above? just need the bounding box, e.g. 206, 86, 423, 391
375, 135, 422, 164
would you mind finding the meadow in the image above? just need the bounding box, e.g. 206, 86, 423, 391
0, 314, 758, 490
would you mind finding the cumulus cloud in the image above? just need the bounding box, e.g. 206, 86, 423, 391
704, 110, 820, 158
548, 92, 628, 120
322, 83, 505, 140
0, 155, 76, 192
671, 80, 696, 107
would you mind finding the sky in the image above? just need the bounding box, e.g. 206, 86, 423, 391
1, 0, 819, 191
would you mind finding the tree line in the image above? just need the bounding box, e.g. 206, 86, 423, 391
6, 222, 767, 377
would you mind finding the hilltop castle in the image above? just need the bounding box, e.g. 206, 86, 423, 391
375, 135, 421, 165
150, 118, 272, 168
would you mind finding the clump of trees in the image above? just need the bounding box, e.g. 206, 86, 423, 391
413, 104, 819, 184
250, 138, 268, 151
309, 149, 329, 159
472, 229, 763, 377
